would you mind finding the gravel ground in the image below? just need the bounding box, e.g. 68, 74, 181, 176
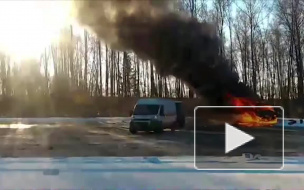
0, 123, 193, 157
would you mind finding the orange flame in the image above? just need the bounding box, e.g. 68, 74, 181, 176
227, 94, 278, 127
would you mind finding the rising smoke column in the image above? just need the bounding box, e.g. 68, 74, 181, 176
71, 0, 258, 105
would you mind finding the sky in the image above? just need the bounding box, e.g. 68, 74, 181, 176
0, 1, 73, 61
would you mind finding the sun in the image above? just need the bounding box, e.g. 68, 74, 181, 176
0, 1, 72, 61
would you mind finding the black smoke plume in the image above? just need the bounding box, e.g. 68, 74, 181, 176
72, 0, 258, 105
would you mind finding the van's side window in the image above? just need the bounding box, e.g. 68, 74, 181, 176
159, 106, 165, 116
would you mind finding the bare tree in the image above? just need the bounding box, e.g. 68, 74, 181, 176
84, 30, 88, 90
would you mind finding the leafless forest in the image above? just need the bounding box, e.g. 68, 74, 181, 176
0, 0, 303, 117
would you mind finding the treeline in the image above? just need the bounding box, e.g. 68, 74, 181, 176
0, 0, 304, 117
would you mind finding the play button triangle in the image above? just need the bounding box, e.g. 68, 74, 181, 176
225, 123, 255, 154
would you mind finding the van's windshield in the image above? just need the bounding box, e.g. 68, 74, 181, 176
133, 104, 160, 115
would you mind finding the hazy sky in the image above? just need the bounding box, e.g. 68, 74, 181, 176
0, 0, 274, 62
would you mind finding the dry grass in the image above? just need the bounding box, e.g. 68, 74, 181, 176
0, 96, 301, 117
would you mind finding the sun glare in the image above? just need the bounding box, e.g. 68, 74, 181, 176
0, 1, 72, 61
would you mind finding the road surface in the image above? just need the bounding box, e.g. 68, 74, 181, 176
0, 118, 302, 157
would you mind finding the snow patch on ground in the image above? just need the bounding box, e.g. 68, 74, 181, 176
0, 156, 303, 189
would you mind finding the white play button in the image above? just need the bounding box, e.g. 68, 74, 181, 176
225, 123, 255, 154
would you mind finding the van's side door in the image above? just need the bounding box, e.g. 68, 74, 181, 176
159, 105, 169, 128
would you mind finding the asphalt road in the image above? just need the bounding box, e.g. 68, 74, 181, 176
0, 120, 302, 157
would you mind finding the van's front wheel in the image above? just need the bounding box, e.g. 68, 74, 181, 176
129, 124, 138, 134
153, 123, 163, 134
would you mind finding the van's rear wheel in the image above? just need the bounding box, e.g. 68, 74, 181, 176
171, 122, 179, 132
179, 120, 185, 129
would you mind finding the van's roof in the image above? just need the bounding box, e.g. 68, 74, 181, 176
137, 98, 175, 105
